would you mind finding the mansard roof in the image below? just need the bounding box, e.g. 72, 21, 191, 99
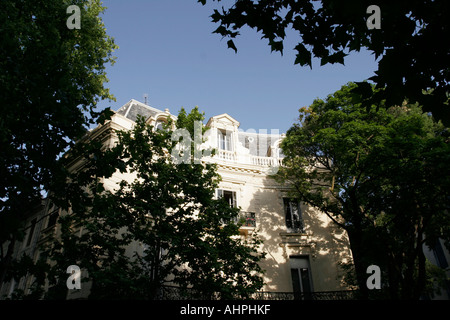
116, 99, 164, 122
113, 100, 283, 158
237, 131, 281, 157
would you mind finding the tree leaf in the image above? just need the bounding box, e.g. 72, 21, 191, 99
227, 39, 238, 53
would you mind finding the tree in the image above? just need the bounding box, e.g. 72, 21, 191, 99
275, 83, 450, 299
198, 0, 450, 126
0, 0, 117, 286
16, 108, 265, 299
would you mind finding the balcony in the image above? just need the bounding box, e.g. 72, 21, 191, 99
217, 149, 236, 161
238, 211, 256, 228
221, 211, 256, 235
251, 155, 283, 167
236, 211, 256, 236
214, 150, 283, 168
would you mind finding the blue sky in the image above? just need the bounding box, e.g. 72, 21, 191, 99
97, 0, 379, 133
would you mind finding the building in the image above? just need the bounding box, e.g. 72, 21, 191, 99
423, 238, 450, 299
1, 99, 356, 299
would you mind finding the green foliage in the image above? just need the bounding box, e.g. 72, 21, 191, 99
276, 82, 450, 299
0, 0, 117, 285
198, 0, 450, 125
423, 259, 450, 299
23, 109, 265, 300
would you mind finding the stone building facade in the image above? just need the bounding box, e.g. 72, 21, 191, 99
1, 99, 356, 299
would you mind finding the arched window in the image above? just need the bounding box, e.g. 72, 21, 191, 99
154, 116, 169, 131
155, 121, 165, 131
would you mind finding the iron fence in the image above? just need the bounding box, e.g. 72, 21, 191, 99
252, 290, 357, 300
155, 285, 357, 300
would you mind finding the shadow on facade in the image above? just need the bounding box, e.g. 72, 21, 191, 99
245, 175, 354, 293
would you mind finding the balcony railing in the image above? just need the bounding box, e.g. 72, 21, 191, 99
222, 211, 256, 229
251, 155, 283, 167
214, 149, 283, 167
238, 211, 256, 228
217, 149, 236, 161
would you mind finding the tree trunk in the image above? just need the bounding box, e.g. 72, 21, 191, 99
347, 228, 369, 299
386, 250, 400, 299
414, 230, 426, 300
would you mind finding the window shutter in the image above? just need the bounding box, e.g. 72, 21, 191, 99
226, 132, 232, 151
295, 201, 304, 232
290, 268, 301, 294
291, 200, 300, 231
217, 130, 222, 149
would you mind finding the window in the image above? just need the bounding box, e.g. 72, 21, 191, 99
218, 130, 232, 151
155, 119, 168, 131
244, 136, 254, 149
47, 209, 59, 229
290, 256, 313, 300
283, 198, 304, 233
433, 239, 449, 269
26, 219, 37, 247
7, 279, 16, 298
141, 243, 167, 282
155, 122, 164, 131
217, 189, 237, 225
217, 189, 237, 208
242, 212, 256, 227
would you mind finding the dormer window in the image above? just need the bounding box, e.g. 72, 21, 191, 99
155, 117, 169, 131
218, 129, 232, 151
245, 136, 254, 149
